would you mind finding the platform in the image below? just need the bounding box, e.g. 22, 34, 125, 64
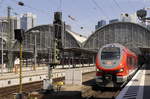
28, 72, 95, 99
0, 65, 95, 88
116, 64, 150, 99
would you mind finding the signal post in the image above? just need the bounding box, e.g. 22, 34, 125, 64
43, 12, 64, 92
13, 29, 24, 99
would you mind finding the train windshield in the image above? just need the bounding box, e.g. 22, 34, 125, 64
101, 47, 120, 60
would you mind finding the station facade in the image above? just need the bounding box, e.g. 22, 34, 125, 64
1, 22, 150, 68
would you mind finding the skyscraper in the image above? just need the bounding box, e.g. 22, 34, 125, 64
0, 16, 20, 40
95, 20, 106, 30
20, 13, 37, 30
109, 19, 119, 24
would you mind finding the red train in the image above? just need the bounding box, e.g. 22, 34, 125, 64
95, 43, 139, 87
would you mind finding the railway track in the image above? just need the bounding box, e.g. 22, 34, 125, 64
0, 81, 42, 99
0, 77, 66, 99
0, 70, 135, 99
81, 84, 125, 99
0, 72, 95, 99
83, 72, 138, 99
81, 83, 121, 99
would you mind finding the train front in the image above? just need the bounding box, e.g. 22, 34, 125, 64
95, 44, 127, 87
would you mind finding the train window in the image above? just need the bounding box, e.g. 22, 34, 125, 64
127, 57, 132, 66
101, 52, 120, 60
127, 56, 136, 66
131, 57, 135, 66
101, 47, 120, 60
135, 59, 137, 66
127, 57, 130, 65
102, 47, 120, 52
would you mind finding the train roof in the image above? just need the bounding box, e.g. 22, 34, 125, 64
101, 43, 126, 49
100, 43, 141, 55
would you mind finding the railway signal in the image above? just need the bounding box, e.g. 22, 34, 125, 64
52, 12, 63, 64
14, 29, 25, 99
43, 12, 64, 92
14, 29, 25, 43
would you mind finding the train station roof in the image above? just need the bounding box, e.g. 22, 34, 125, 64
66, 29, 87, 43
83, 22, 150, 52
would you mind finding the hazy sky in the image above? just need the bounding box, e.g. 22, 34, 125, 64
0, 0, 149, 36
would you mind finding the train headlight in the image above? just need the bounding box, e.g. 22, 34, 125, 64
119, 68, 124, 72
97, 69, 103, 73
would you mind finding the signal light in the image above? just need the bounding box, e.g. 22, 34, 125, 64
14, 29, 25, 43
54, 12, 62, 23
52, 12, 63, 64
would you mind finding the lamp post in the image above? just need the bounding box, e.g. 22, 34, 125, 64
93, 38, 96, 50
34, 33, 37, 70
1, 22, 3, 75
0, 20, 7, 75
31, 30, 39, 71
47, 47, 50, 63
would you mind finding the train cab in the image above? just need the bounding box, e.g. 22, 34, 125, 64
95, 43, 138, 87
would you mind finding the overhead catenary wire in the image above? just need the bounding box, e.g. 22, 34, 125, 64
107, 0, 118, 15
11, 9, 19, 16
56, 0, 84, 29
91, 0, 109, 20
10, 0, 88, 31
121, 0, 141, 14
67, 0, 109, 32
127, 0, 136, 12
10, 0, 50, 15
1, 0, 25, 16
112, 0, 125, 13
143, 0, 146, 8
66, 0, 99, 30
67, 15, 84, 29
0, 0, 5, 15
59, 0, 62, 11
6, 6, 20, 16
14, 0, 84, 30
0, 0, 4, 7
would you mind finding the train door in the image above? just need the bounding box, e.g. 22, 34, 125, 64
127, 56, 133, 74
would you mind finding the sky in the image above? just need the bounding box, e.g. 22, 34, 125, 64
0, 0, 149, 36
